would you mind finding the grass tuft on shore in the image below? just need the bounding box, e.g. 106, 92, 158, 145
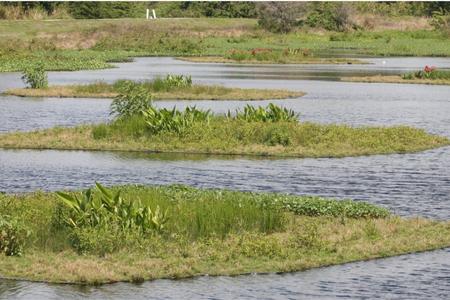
0, 184, 449, 284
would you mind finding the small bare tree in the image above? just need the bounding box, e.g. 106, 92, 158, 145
257, 2, 306, 33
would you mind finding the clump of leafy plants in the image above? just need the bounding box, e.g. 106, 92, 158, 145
21, 62, 48, 89
0, 216, 30, 256
143, 105, 211, 134
402, 66, 450, 80
277, 196, 390, 218
56, 182, 169, 234
229, 103, 298, 122
150, 74, 192, 92
110, 81, 153, 118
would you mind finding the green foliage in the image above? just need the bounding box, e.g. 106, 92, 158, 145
56, 182, 169, 234
110, 81, 153, 118
0, 50, 135, 73
0, 216, 30, 256
168, 186, 287, 239
0, 2, 69, 20
354, 2, 450, 17
279, 196, 390, 219
290, 221, 322, 249
21, 62, 48, 89
68, 2, 145, 19
264, 127, 292, 146
143, 105, 211, 135
151, 74, 192, 92
91, 124, 109, 139
230, 103, 298, 123
151, 1, 257, 18
430, 8, 450, 35
402, 68, 450, 80
305, 2, 354, 32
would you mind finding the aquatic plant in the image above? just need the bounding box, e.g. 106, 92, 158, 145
56, 182, 169, 233
110, 81, 153, 118
158, 74, 192, 89
21, 62, 48, 89
402, 66, 450, 80
143, 105, 211, 134
0, 216, 30, 256
229, 103, 298, 122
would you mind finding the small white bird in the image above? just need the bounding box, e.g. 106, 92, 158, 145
382, 60, 386, 65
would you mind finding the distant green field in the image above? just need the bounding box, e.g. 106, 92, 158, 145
1, 18, 449, 72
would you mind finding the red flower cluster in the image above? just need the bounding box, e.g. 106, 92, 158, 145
424, 65, 436, 73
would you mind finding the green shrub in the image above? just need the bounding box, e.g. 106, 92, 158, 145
0, 216, 30, 256
110, 81, 153, 118
305, 2, 354, 31
430, 8, 450, 35
21, 62, 48, 89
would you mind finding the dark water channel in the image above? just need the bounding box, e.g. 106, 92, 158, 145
0, 57, 450, 299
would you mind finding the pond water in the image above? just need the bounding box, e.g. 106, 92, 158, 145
0, 57, 449, 299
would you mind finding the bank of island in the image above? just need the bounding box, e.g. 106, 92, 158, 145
0, 183, 449, 284
0, 99, 448, 158
343, 69, 450, 86
4, 78, 304, 101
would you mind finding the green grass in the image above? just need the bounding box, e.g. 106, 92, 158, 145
0, 19, 449, 72
4, 79, 304, 101
0, 184, 449, 284
343, 69, 450, 85
0, 115, 448, 158
402, 69, 450, 80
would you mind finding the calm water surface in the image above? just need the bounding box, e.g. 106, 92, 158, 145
0, 57, 450, 299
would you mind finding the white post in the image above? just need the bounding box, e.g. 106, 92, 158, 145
146, 9, 149, 20
152, 9, 156, 19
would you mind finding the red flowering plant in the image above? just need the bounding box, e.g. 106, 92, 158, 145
412, 65, 437, 79
424, 65, 436, 73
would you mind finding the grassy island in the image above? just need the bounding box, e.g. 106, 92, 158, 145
344, 68, 450, 86
0, 100, 448, 158
4, 77, 304, 101
177, 54, 364, 65
0, 183, 449, 284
